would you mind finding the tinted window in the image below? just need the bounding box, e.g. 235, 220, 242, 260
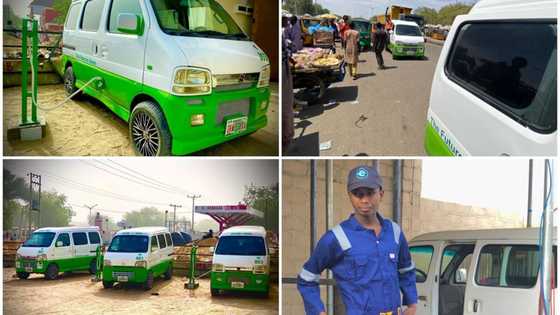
65, 3, 82, 30
108, 235, 149, 252
151, 235, 159, 252
180, 232, 192, 243
446, 22, 557, 133
23, 232, 55, 247
476, 245, 539, 288
88, 232, 101, 244
215, 236, 266, 256
56, 233, 71, 247
108, 0, 143, 33
72, 232, 88, 245
396, 24, 422, 36
165, 233, 173, 247
410, 246, 433, 283
171, 232, 186, 246
157, 234, 166, 248
81, 0, 106, 32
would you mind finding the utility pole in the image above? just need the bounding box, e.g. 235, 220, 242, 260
187, 194, 201, 233
84, 204, 98, 225
164, 210, 168, 229
27, 173, 41, 239
169, 204, 182, 232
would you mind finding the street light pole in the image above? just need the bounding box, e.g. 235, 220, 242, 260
169, 204, 182, 232
84, 204, 98, 225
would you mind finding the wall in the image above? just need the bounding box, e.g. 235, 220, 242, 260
217, 0, 254, 35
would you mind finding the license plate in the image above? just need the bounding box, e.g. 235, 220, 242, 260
225, 117, 248, 136
231, 281, 245, 289
117, 276, 128, 282
406, 50, 415, 55
25, 267, 33, 272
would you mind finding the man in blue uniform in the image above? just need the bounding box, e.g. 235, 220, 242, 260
297, 165, 417, 315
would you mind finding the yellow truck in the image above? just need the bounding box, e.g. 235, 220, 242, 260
374, 5, 414, 30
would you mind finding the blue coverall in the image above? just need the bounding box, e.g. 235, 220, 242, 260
297, 213, 418, 315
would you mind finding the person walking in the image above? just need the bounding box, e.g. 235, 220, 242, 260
372, 22, 389, 69
297, 165, 418, 315
338, 15, 350, 50
344, 22, 360, 80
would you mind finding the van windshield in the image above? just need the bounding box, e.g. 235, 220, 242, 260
108, 235, 149, 253
22, 232, 55, 247
396, 25, 422, 37
150, 0, 248, 40
215, 235, 266, 256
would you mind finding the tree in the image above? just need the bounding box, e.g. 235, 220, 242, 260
283, 0, 329, 16
414, 3, 472, 26
37, 191, 73, 227
414, 7, 438, 25
4, 169, 27, 201
52, 0, 72, 25
243, 183, 279, 233
123, 207, 165, 227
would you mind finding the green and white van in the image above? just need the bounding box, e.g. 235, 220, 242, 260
210, 225, 269, 297
15, 226, 102, 280
424, 0, 557, 156
388, 20, 425, 59
102, 227, 173, 290
62, 0, 271, 156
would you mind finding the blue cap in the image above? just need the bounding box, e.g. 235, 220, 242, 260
347, 165, 382, 192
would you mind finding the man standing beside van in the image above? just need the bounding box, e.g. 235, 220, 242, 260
297, 166, 417, 315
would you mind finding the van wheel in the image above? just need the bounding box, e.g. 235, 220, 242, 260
16, 271, 30, 279
143, 271, 154, 290
258, 288, 270, 299
63, 66, 79, 96
129, 101, 171, 156
103, 281, 113, 289
163, 264, 172, 280
89, 259, 97, 275
44, 264, 59, 280
211, 288, 220, 296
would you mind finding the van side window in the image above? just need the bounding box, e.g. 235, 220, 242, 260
446, 22, 557, 134
56, 233, 71, 247
151, 236, 159, 252
157, 234, 166, 248
65, 3, 81, 30
409, 246, 434, 283
165, 233, 173, 247
108, 0, 143, 33
476, 245, 539, 288
81, 0, 106, 32
88, 232, 101, 244
72, 232, 88, 245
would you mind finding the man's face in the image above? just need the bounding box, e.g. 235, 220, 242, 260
348, 187, 383, 216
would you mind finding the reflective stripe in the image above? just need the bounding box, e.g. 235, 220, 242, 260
391, 221, 401, 246
398, 262, 415, 274
299, 268, 320, 282
331, 224, 352, 251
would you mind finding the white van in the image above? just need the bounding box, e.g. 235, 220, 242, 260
62, 0, 271, 156
424, 0, 557, 156
211, 225, 269, 297
409, 228, 557, 315
102, 226, 173, 290
388, 20, 425, 59
15, 226, 102, 280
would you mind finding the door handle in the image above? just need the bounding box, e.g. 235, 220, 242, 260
418, 295, 427, 301
473, 299, 480, 313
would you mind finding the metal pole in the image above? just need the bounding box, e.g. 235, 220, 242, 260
169, 204, 182, 233
164, 210, 168, 228
31, 19, 38, 123
84, 204, 98, 225
310, 160, 317, 252
393, 160, 402, 225
326, 160, 334, 315
527, 159, 533, 227
187, 194, 201, 233
27, 173, 32, 239
541, 159, 553, 314
21, 19, 28, 125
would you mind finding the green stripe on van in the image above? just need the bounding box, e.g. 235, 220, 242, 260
424, 122, 454, 156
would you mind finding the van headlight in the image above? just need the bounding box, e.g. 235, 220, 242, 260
172, 67, 212, 96
104, 259, 112, 267
257, 65, 270, 88
212, 263, 225, 272
253, 264, 267, 274
135, 260, 147, 268
36, 254, 47, 261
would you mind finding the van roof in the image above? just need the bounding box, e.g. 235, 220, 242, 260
34, 226, 100, 233
469, 0, 556, 17
220, 225, 266, 237
115, 226, 169, 236
392, 20, 421, 27
411, 227, 557, 243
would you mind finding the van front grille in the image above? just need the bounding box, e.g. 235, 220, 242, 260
213, 73, 259, 92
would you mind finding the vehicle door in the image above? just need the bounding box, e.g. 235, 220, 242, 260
438, 243, 475, 315
53, 232, 73, 270
156, 233, 168, 274
148, 235, 160, 270
409, 241, 443, 315
88, 231, 102, 257
71, 232, 91, 269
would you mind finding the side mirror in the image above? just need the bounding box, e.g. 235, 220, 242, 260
455, 268, 467, 283
209, 246, 214, 254
117, 13, 143, 35
56, 241, 63, 247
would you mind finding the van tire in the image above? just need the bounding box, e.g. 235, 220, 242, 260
211, 288, 220, 296
44, 264, 59, 280
63, 66, 80, 97
129, 101, 171, 156
103, 281, 114, 289
89, 259, 97, 274
143, 271, 154, 290
163, 264, 172, 280
16, 271, 30, 279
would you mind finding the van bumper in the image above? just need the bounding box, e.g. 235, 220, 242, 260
102, 265, 149, 283
210, 271, 269, 292
424, 122, 454, 156
148, 86, 271, 156
15, 259, 47, 273
391, 43, 425, 57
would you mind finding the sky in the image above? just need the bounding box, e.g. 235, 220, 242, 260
4, 159, 278, 228
315, 0, 479, 18
421, 159, 557, 227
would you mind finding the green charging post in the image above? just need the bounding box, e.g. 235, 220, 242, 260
92, 245, 103, 282
185, 244, 199, 290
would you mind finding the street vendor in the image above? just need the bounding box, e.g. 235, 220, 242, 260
289, 15, 303, 52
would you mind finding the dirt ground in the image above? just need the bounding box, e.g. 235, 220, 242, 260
3, 268, 278, 315
3, 83, 279, 156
